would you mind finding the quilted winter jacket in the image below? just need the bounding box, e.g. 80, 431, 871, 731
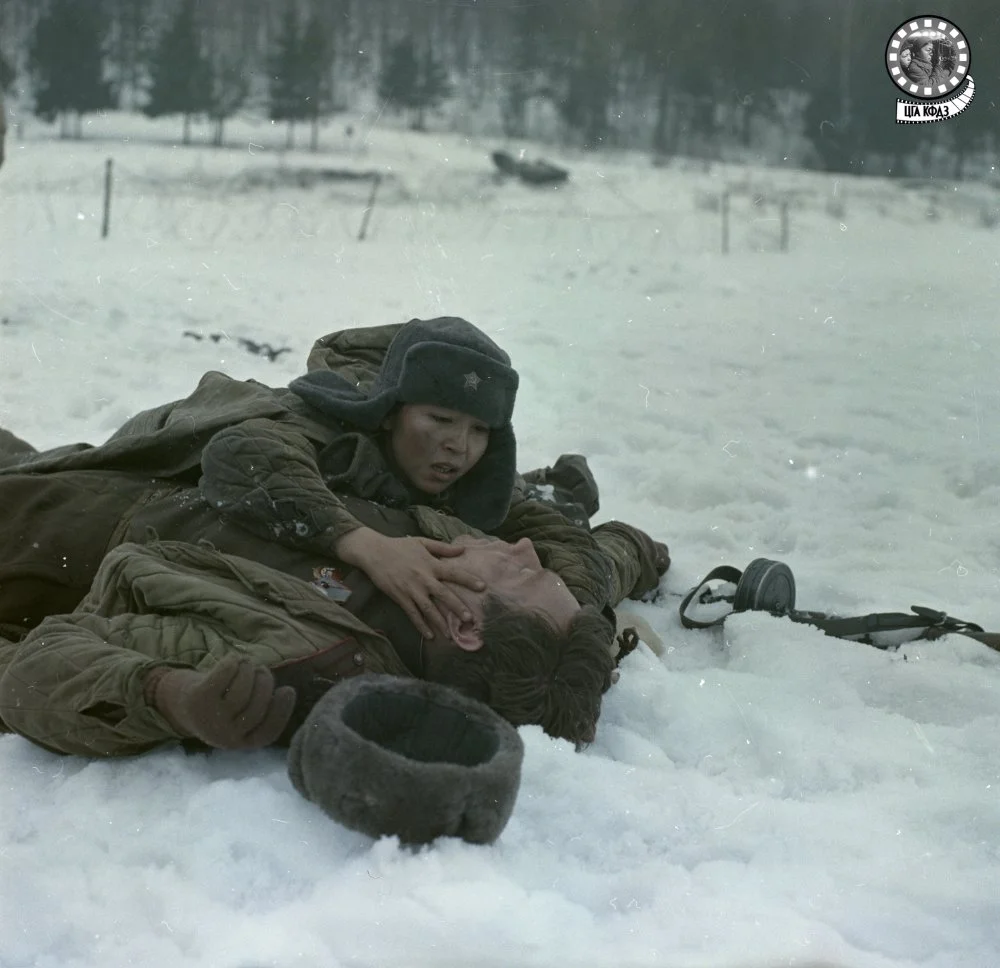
0, 325, 618, 610
0, 329, 657, 756
0, 539, 411, 756
304, 325, 618, 608
0, 510, 648, 757
0, 372, 368, 549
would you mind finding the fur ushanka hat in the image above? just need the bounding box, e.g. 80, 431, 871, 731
289, 317, 520, 530
288, 675, 525, 845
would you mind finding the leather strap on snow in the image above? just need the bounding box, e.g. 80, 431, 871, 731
679, 565, 745, 629
680, 566, 985, 644
787, 605, 984, 646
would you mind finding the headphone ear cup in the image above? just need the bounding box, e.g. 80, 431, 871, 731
733, 558, 796, 614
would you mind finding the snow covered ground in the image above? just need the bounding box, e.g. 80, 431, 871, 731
2, 111, 999, 968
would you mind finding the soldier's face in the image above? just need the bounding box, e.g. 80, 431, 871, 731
439, 535, 582, 643
384, 403, 490, 494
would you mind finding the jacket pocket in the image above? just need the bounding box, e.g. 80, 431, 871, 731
271, 636, 370, 744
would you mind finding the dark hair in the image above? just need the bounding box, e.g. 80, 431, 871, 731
424, 597, 616, 747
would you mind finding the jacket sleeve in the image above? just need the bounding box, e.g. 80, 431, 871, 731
591, 521, 667, 605
199, 417, 365, 551
491, 496, 668, 610
490, 496, 615, 609
0, 613, 197, 757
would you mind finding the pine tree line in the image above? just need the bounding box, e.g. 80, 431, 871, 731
9, 0, 454, 150
2, 0, 999, 177
27, 0, 114, 137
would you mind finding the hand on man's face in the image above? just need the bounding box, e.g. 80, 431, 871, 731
438, 536, 581, 635
337, 528, 487, 639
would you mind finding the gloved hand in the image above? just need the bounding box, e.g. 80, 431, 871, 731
146, 654, 297, 750
522, 453, 601, 526
650, 537, 670, 576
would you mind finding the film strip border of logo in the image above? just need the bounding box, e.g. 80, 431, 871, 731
887, 15, 970, 98
896, 80, 975, 124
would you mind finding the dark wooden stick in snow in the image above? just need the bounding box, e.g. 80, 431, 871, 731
101, 158, 113, 240
358, 173, 382, 242
720, 191, 730, 255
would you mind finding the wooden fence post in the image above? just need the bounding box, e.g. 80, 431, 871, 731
721, 190, 730, 255
101, 158, 113, 240
358, 173, 382, 242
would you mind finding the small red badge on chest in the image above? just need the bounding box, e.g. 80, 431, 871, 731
311, 565, 352, 602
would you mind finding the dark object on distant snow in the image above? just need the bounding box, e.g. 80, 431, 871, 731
491, 150, 521, 177
182, 330, 291, 362
288, 674, 525, 845
491, 150, 569, 186
237, 337, 291, 363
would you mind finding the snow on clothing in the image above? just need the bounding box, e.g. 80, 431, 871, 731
0, 321, 665, 755
0, 505, 658, 758
0, 322, 616, 628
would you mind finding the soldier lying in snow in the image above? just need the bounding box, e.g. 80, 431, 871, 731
0, 319, 668, 756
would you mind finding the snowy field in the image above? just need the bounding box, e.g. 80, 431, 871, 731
2, 111, 1000, 968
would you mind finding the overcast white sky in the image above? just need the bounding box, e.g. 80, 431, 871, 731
1, 111, 999, 968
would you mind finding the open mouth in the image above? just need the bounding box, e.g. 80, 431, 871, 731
430, 463, 459, 479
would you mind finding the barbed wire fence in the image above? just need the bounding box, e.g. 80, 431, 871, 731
8, 157, 391, 246
8, 153, 993, 258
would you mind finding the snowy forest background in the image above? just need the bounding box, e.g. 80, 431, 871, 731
2, 0, 1000, 181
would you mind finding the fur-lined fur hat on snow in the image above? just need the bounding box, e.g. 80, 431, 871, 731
288, 674, 525, 845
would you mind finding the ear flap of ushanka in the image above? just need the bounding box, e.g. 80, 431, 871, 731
287, 675, 525, 845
